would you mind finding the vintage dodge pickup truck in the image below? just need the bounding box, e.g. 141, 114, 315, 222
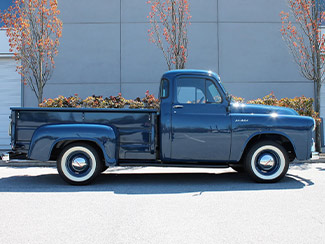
4, 70, 315, 184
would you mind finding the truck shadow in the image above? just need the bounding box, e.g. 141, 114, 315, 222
0, 171, 313, 194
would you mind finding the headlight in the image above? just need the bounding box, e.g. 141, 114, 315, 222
312, 118, 316, 132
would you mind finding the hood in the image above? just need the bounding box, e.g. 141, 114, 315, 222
230, 103, 299, 116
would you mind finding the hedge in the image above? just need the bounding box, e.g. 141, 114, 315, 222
40, 91, 319, 121
232, 92, 319, 122
39, 91, 160, 110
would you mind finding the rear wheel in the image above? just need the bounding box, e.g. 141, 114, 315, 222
57, 143, 102, 185
245, 141, 289, 183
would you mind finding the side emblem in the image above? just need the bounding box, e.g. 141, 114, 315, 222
235, 119, 249, 123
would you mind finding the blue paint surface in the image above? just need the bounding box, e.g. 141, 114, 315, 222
10, 70, 315, 164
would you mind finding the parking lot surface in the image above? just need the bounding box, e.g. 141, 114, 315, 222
0, 163, 324, 244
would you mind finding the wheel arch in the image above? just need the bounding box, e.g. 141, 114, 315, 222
50, 139, 106, 162
239, 132, 296, 163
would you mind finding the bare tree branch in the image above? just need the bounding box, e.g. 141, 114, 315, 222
147, 0, 191, 70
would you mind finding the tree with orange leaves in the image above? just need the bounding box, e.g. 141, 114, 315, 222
280, 0, 325, 152
0, 0, 62, 104
147, 0, 191, 70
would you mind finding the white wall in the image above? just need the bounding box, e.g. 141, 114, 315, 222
0, 29, 21, 150
0, 29, 11, 54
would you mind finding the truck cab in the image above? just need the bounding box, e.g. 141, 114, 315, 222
159, 70, 231, 163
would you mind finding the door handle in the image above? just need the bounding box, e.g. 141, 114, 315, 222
173, 105, 184, 109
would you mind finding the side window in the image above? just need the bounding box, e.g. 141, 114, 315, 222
176, 78, 222, 104
176, 78, 206, 104
206, 80, 222, 103
160, 79, 169, 99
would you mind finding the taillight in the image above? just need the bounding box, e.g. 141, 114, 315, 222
8, 116, 12, 136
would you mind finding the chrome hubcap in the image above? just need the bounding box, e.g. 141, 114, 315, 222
255, 151, 280, 175
258, 154, 275, 170
71, 156, 89, 172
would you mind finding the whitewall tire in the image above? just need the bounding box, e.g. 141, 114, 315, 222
245, 141, 289, 183
57, 143, 102, 185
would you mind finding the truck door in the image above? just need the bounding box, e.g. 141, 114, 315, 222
171, 76, 231, 162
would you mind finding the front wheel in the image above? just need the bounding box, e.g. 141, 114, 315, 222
245, 141, 289, 183
57, 143, 102, 185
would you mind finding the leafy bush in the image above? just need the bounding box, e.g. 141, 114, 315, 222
142, 90, 160, 109
39, 95, 82, 108
247, 92, 278, 106
81, 94, 128, 108
40, 91, 319, 122
40, 91, 160, 109
231, 96, 245, 104
233, 92, 319, 121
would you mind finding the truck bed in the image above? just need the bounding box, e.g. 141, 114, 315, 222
11, 107, 158, 161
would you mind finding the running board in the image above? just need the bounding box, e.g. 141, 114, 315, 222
118, 162, 229, 168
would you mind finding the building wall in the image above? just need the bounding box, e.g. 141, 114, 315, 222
23, 0, 313, 107
0, 30, 21, 149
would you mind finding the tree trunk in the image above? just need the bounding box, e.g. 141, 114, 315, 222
37, 89, 43, 106
315, 80, 322, 152
38, 59, 43, 106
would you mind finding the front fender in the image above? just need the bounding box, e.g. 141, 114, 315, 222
28, 124, 118, 165
233, 131, 297, 162
230, 114, 314, 161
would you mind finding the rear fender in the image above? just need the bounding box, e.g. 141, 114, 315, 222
28, 124, 118, 166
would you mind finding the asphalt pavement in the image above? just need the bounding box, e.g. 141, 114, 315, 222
0, 161, 324, 244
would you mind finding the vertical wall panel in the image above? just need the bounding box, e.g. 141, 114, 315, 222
0, 58, 21, 149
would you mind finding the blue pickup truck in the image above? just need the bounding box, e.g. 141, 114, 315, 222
6, 70, 315, 185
